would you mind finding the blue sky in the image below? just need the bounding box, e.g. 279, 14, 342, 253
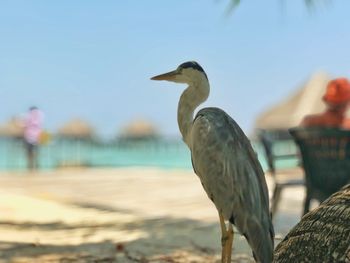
1, 0, 349, 138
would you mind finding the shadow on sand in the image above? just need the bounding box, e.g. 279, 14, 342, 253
0, 201, 255, 262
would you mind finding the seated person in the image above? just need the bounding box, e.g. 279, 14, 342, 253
301, 78, 350, 129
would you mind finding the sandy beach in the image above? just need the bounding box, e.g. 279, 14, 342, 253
0, 168, 304, 262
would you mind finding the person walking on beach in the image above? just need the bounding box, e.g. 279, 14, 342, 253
23, 106, 44, 171
301, 78, 350, 129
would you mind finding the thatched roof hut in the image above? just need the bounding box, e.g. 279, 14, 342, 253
119, 119, 159, 140
0, 118, 24, 138
255, 72, 331, 131
57, 118, 94, 140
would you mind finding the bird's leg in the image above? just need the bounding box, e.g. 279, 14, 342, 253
225, 224, 234, 263
219, 212, 228, 263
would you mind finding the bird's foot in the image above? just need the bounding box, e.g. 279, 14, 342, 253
221, 234, 228, 263
221, 226, 234, 263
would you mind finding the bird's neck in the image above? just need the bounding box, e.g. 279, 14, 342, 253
178, 80, 209, 147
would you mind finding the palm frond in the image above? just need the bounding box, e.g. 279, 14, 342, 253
226, 0, 240, 13
226, 0, 328, 11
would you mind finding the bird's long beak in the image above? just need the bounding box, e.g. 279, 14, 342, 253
151, 70, 178, 81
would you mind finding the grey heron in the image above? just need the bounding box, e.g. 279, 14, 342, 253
151, 61, 274, 263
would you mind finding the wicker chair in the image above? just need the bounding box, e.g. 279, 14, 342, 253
258, 130, 304, 217
289, 127, 350, 215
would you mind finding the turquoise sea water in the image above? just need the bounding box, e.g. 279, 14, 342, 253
0, 139, 192, 171
0, 138, 298, 171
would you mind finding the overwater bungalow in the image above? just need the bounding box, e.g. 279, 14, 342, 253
55, 118, 96, 168
117, 118, 160, 148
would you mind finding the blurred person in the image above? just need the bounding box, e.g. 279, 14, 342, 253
301, 78, 350, 129
23, 106, 44, 171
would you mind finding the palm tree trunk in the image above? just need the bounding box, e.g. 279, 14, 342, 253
274, 184, 350, 262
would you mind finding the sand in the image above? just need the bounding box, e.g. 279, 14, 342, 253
0, 168, 305, 262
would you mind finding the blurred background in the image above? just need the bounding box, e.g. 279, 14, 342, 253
1, 0, 349, 171
0, 1, 349, 262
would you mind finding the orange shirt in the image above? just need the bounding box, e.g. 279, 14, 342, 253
301, 109, 350, 129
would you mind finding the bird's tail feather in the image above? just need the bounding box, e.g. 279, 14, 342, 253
246, 218, 274, 263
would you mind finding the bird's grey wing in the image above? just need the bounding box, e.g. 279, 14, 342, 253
191, 108, 274, 263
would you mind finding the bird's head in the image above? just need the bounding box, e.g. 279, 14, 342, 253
151, 61, 208, 85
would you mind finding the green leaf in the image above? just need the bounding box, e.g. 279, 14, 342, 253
225, 0, 330, 13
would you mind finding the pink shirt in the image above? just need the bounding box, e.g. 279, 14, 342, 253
24, 109, 43, 144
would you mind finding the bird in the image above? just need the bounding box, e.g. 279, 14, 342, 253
151, 61, 274, 263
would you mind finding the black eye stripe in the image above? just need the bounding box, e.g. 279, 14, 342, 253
178, 61, 208, 80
